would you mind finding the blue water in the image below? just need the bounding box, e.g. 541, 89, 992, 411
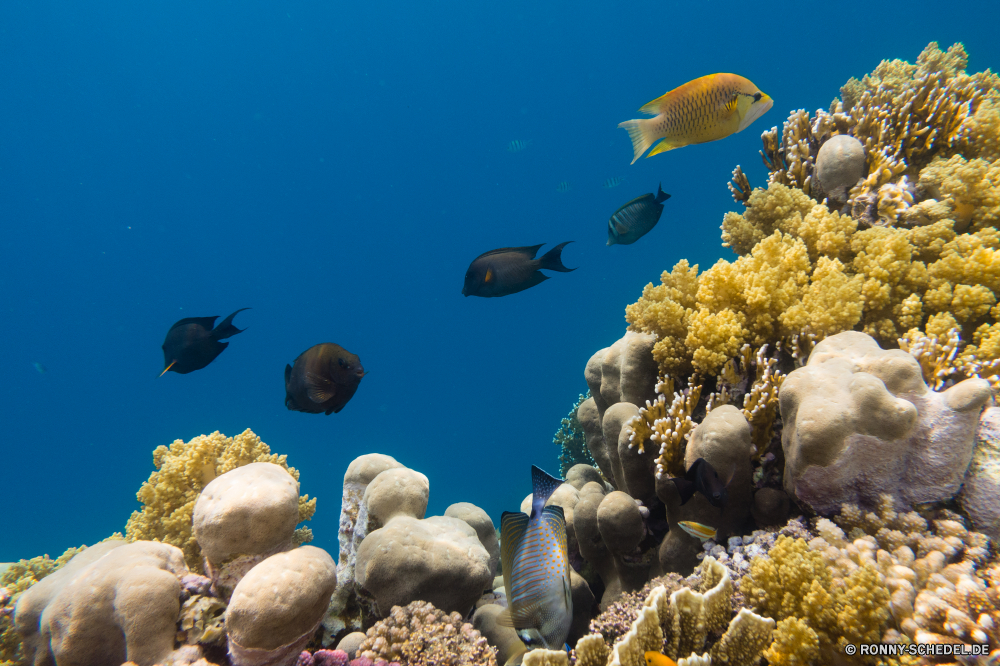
2, 0, 997, 562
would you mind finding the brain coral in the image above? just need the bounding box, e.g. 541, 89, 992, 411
125, 429, 316, 571
356, 600, 497, 666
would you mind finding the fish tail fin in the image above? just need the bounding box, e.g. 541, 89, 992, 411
538, 242, 575, 273
655, 183, 672, 204
213, 308, 250, 340
618, 118, 661, 164
530, 465, 564, 516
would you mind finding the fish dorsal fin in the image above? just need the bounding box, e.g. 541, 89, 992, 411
639, 91, 671, 115
304, 371, 334, 403
615, 220, 629, 234
171, 316, 219, 331
500, 511, 530, 593
476, 244, 545, 261
530, 466, 564, 517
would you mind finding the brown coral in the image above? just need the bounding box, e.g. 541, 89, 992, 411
356, 600, 497, 666
124, 429, 316, 571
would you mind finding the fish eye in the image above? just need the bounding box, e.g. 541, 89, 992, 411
338, 358, 347, 369
753, 92, 762, 102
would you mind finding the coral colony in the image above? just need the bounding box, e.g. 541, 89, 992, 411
2, 42, 1000, 666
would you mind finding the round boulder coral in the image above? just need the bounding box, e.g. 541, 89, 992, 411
226, 546, 338, 665
814, 134, 866, 205
194, 462, 302, 567
355, 516, 492, 618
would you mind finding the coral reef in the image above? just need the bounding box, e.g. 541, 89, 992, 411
780, 331, 991, 514
555, 392, 597, 477
356, 601, 497, 666
577, 557, 773, 666
125, 429, 316, 571
630, 44, 1000, 382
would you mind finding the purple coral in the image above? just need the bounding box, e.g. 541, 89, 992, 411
296, 651, 351, 666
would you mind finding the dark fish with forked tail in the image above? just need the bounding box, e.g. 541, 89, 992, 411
284, 343, 365, 415
462, 242, 576, 298
607, 184, 671, 246
160, 308, 249, 376
670, 457, 729, 508
499, 466, 573, 653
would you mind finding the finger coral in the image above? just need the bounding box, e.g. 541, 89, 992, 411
740, 534, 891, 662
356, 600, 497, 666
125, 429, 316, 571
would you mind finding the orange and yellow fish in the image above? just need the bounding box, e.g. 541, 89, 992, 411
618, 73, 772, 164
645, 651, 679, 666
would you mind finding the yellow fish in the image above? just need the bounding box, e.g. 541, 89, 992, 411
645, 652, 679, 666
618, 73, 772, 164
678, 521, 717, 541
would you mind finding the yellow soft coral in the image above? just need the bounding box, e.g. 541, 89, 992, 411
625, 260, 699, 377
125, 428, 316, 570
919, 155, 1000, 233
740, 536, 891, 663
763, 617, 818, 666
721, 183, 815, 256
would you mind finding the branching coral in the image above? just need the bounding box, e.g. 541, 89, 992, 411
900, 326, 1000, 390
125, 429, 316, 571
630, 380, 700, 480
740, 534, 894, 663
555, 392, 596, 476
356, 601, 497, 666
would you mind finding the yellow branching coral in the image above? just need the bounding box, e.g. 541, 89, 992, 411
625, 260, 699, 377
649, 382, 702, 480
741, 535, 892, 663
763, 617, 818, 666
728, 165, 751, 204
919, 154, 1000, 233
900, 326, 1000, 390
739, 345, 785, 460
125, 428, 317, 570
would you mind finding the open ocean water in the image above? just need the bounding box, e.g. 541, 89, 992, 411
1, 0, 998, 562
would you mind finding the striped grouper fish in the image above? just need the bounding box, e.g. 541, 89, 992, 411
607, 183, 671, 246
499, 465, 573, 656
618, 73, 772, 164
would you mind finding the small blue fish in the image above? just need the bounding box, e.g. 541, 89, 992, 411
607, 183, 671, 246
32, 362, 47, 374
507, 139, 532, 153
500, 466, 573, 652
678, 521, 717, 541
603, 176, 626, 189
556, 181, 572, 193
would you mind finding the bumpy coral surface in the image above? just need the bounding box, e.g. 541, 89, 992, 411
780, 331, 991, 514
125, 428, 316, 570
356, 601, 497, 666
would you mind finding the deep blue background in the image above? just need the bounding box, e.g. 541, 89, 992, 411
2, 0, 997, 562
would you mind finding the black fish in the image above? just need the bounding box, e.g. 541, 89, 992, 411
160, 308, 249, 376
462, 242, 575, 298
607, 183, 671, 246
285, 343, 365, 415
670, 458, 729, 508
